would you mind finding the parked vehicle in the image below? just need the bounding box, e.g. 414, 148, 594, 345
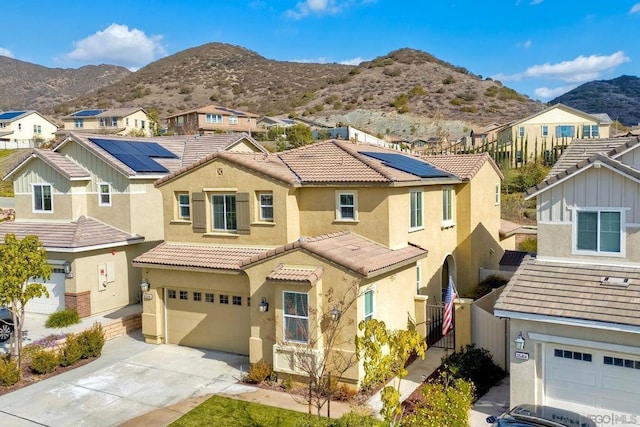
0, 307, 14, 342
487, 405, 596, 427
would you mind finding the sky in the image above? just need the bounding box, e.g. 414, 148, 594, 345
2, 1, 640, 102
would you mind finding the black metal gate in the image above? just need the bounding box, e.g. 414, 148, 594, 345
426, 303, 455, 349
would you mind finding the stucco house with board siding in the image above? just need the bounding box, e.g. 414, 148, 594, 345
0, 110, 58, 148
61, 108, 153, 137
0, 131, 266, 318
133, 140, 505, 386
164, 105, 260, 135
495, 136, 640, 420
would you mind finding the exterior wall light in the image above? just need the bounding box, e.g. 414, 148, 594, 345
330, 306, 341, 321
515, 331, 526, 350
259, 297, 269, 313
140, 279, 150, 293
63, 261, 73, 278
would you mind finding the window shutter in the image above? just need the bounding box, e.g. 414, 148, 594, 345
236, 192, 250, 235
192, 192, 206, 233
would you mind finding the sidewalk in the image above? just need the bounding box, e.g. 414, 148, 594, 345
469, 376, 510, 426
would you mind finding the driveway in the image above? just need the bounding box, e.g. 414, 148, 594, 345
469, 376, 510, 426
0, 332, 249, 426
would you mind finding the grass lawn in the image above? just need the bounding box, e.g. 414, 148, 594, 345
170, 395, 321, 427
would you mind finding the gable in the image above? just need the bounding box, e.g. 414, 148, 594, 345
13, 157, 72, 194
521, 107, 599, 126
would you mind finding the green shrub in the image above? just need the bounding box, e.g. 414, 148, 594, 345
0, 356, 19, 386
77, 323, 105, 359
441, 344, 506, 399
442, 75, 456, 85
463, 274, 508, 299
519, 237, 537, 252
402, 371, 474, 427
333, 409, 380, 426
29, 349, 58, 375
59, 333, 84, 367
246, 359, 272, 384
45, 309, 80, 328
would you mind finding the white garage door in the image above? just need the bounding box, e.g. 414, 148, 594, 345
545, 344, 640, 419
25, 270, 66, 314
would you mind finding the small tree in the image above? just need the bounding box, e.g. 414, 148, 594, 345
286, 123, 313, 148
0, 234, 52, 372
355, 319, 427, 426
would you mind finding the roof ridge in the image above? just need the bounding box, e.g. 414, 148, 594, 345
334, 141, 398, 181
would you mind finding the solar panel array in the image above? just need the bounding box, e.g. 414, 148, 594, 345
90, 138, 178, 173
217, 106, 247, 116
0, 111, 27, 120
72, 109, 104, 117
359, 151, 454, 178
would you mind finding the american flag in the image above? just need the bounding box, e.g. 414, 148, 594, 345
442, 276, 457, 336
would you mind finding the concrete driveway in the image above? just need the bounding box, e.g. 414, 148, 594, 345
0, 332, 249, 426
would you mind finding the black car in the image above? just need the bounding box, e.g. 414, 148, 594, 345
487, 405, 597, 427
0, 307, 14, 342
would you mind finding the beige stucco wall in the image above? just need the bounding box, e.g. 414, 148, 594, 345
62, 110, 151, 136
509, 318, 640, 409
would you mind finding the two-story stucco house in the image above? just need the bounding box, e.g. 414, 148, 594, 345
0, 110, 58, 148
0, 131, 266, 317
495, 104, 612, 167
62, 108, 153, 137
164, 105, 260, 135
133, 140, 504, 386
495, 136, 640, 419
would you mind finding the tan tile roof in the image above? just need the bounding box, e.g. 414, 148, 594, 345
243, 231, 428, 278
422, 152, 504, 180
0, 216, 142, 250
164, 104, 259, 119
267, 265, 324, 285
3, 149, 92, 181
157, 140, 462, 188
132, 242, 270, 271
495, 256, 640, 328
94, 108, 145, 118
545, 137, 638, 180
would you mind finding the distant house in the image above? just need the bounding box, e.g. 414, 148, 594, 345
0, 110, 58, 148
165, 105, 259, 135
257, 116, 296, 130
494, 103, 611, 166
469, 123, 501, 148
61, 108, 152, 137
311, 126, 389, 148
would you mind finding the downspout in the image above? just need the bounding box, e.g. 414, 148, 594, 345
163, 287, 168, 344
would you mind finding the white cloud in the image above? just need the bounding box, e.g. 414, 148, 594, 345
530, 0, 543, 5
494, 51, 629, 83
534, 85, 577, 99
340, 57, 365, 65
66, 24, 167, 70
286, 0, 342, 18
630, 3, 640, 13
0, 48, 14, 58
516, 40, 532, 48
291, 57, 331, 63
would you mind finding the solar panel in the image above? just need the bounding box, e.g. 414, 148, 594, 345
0, 111, 27, 120
72, 109, 104, 117
217, 106, 246, 116
90, 138, 178, 173
360, 151, 454, 178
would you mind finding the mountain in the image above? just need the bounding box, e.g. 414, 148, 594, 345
1, 43, 544, 137
551, 75, 640, 127
0, 56, 131, 112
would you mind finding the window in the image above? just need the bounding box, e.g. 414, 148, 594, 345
554, 348, 592, 362
541, 125, 548, 137
135, 119, 138, 127
247, 117, 252, 123
219, 294, 229, 304
33, 125, 41, 134
364, 289, 374, 321
283, 292, 309, 343
591, 125, 599, 137
259, 193, 273, 221
583, 124, 599, 138
416, 263, 422, 294
206, 114, 223, 124
74, 118, 84, 129
232, 296, 242, 306
576, 210, 621, 253
518, 126, 525, 137
168, 290, 177, 299
177, 116, 184, 125
205, 293, 215, 303
18, 123, 22, 130
337, 192, 356, 220
126, 118, 129, 126
33, 184, 52, 212
141, 120, 146, 129
177, 193, 190, 219
556, 125, 575, 138
179, 291, 188, 300
442, 188, 453, 225
604, 355, 640, 369
229, 116, 238, 125
193, 292, 202, 301
410, 190, 423, 229
516, 150, 523, 163
212, 194, 237, 231
495, 184, 500, 205
98, 183, 111, 206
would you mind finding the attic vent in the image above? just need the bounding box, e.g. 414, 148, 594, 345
600, 277, 630, 287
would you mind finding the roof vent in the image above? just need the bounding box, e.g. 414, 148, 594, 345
345, 245, 361, 251
600, 276, 630, 287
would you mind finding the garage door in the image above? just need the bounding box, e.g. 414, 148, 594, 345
545, 344, 640, 418
166, 288, 250, 355
25, 270, 66, 314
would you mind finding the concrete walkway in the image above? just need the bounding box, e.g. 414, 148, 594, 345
469, 376, 510, 426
